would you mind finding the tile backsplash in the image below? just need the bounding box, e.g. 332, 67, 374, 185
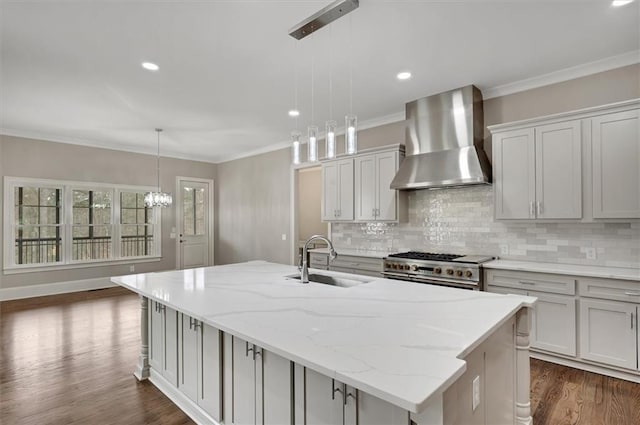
331, 186, 640, 268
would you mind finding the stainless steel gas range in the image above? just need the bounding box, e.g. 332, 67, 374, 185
382, 252, 495, 290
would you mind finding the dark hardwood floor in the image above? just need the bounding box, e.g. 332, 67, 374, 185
0, 287, 193, 425
2, 288, 640, 425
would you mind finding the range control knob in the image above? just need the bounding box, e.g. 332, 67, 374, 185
410, 264, 419, 272
446, 268, 454, 275
403, 264, 411, 271
433, 267, 442, 274
464, 270, 473, 278
392, 263, 398, 270
455, 270, 463, 277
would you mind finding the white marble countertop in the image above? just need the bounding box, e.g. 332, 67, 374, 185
308, 247, 389, 259
484, 260, 640, 281
111, 261, 534, 413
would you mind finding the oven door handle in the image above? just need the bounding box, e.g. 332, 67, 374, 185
381, 272, 481, 289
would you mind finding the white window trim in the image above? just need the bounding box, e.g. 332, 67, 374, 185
3, 176, 163, 273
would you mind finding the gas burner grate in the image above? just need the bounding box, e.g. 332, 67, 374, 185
387, 251, 463, 261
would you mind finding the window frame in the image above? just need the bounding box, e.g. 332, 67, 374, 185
3, 177, 162, 274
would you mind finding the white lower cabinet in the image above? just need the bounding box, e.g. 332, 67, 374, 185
529, 291, 576, 356
579, 299, 638, 370
231, 336, 292, 425
303, 368, 408, 425
178, 314, 222, 422
149, 300, 178, 385
485, 270, 577, 357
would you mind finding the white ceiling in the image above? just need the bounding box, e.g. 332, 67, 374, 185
1, 0, 638, 163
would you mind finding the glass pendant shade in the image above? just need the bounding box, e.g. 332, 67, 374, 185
144, 128, 173, 208
307, 125, 318, 162
325, 120, 337, 159
291, 131, 301, 165
345, 115, 357, 155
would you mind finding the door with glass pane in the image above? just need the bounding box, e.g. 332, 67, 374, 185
178, 180, 211, 269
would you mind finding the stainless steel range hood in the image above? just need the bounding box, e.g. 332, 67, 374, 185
390, 85, 491, 190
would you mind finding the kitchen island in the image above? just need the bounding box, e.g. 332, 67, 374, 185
111, 261, 535, 425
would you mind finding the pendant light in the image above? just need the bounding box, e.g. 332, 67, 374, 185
144, 128, 173, 208
291, 40, 302, 165
345, 15, 357, 155
291, 131, 301, 165
307, 27, 318, 163
325, 26, 337, 159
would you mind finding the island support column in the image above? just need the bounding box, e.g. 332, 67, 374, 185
134, 295, 150, 381
515, 307, 532, 425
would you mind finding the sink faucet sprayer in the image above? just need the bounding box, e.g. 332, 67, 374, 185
300, 235, 337, 283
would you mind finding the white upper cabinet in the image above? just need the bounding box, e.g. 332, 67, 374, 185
321, 158, 354, 221
591, 109, 640, 219
493, 128, 536, 219
322, 145, 405, 223
535, 121, 582, 219
355, 151, 400, 221
491, 100, 640, 222
493, 121, 581, 220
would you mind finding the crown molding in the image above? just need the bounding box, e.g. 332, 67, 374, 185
482, 50, 640, 100
0, 127, 219, 164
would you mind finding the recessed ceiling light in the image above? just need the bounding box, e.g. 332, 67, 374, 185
397, 71, 412, 80
142, 62, 159, 71
288, 109, 300, 117
612, 0, 634, 6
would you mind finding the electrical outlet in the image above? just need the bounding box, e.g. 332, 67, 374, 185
585, 247, 596, 260
281, 233, 287, 241
129, 265, 135, 272
500, 244, 509, 256
472, 375, 480, 411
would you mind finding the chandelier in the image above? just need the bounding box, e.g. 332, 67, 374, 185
144, 128, 173, 208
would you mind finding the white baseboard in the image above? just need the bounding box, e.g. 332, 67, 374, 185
0, 277, 116, 301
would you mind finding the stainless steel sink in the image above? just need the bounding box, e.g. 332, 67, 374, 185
286, 273, 373, 288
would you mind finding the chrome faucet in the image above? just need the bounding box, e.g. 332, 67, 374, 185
300, 235, 337, 283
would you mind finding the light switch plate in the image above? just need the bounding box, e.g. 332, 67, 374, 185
281, 234, 287, 241
585, 247, 596, 260
472, 375, 480, 411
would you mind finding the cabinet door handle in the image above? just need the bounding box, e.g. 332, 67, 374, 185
538, 202, 543, 215
331, 379, 343, 401
631, 313, 634, 330
189, 317, 194, 330
245, 341, 254, 358
624, 291, 640, 296
529, 201, 535, 217
344, 387, 356, 406
518, 281, 537, 285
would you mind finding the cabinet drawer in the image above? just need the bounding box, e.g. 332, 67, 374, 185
578, 277, 640, 303
485, 270, 575, 295
309, 253, 329, 268
330, 255, 382, 273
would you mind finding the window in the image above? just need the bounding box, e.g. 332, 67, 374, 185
72, 189, 113, 261
4, 177, 161, 272
120, 191, 154, 257
13, 186, 62, 265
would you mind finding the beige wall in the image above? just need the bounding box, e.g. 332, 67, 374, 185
0, 135, 216, 289
215, 148, 291, 265
296, 166, 325, 243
